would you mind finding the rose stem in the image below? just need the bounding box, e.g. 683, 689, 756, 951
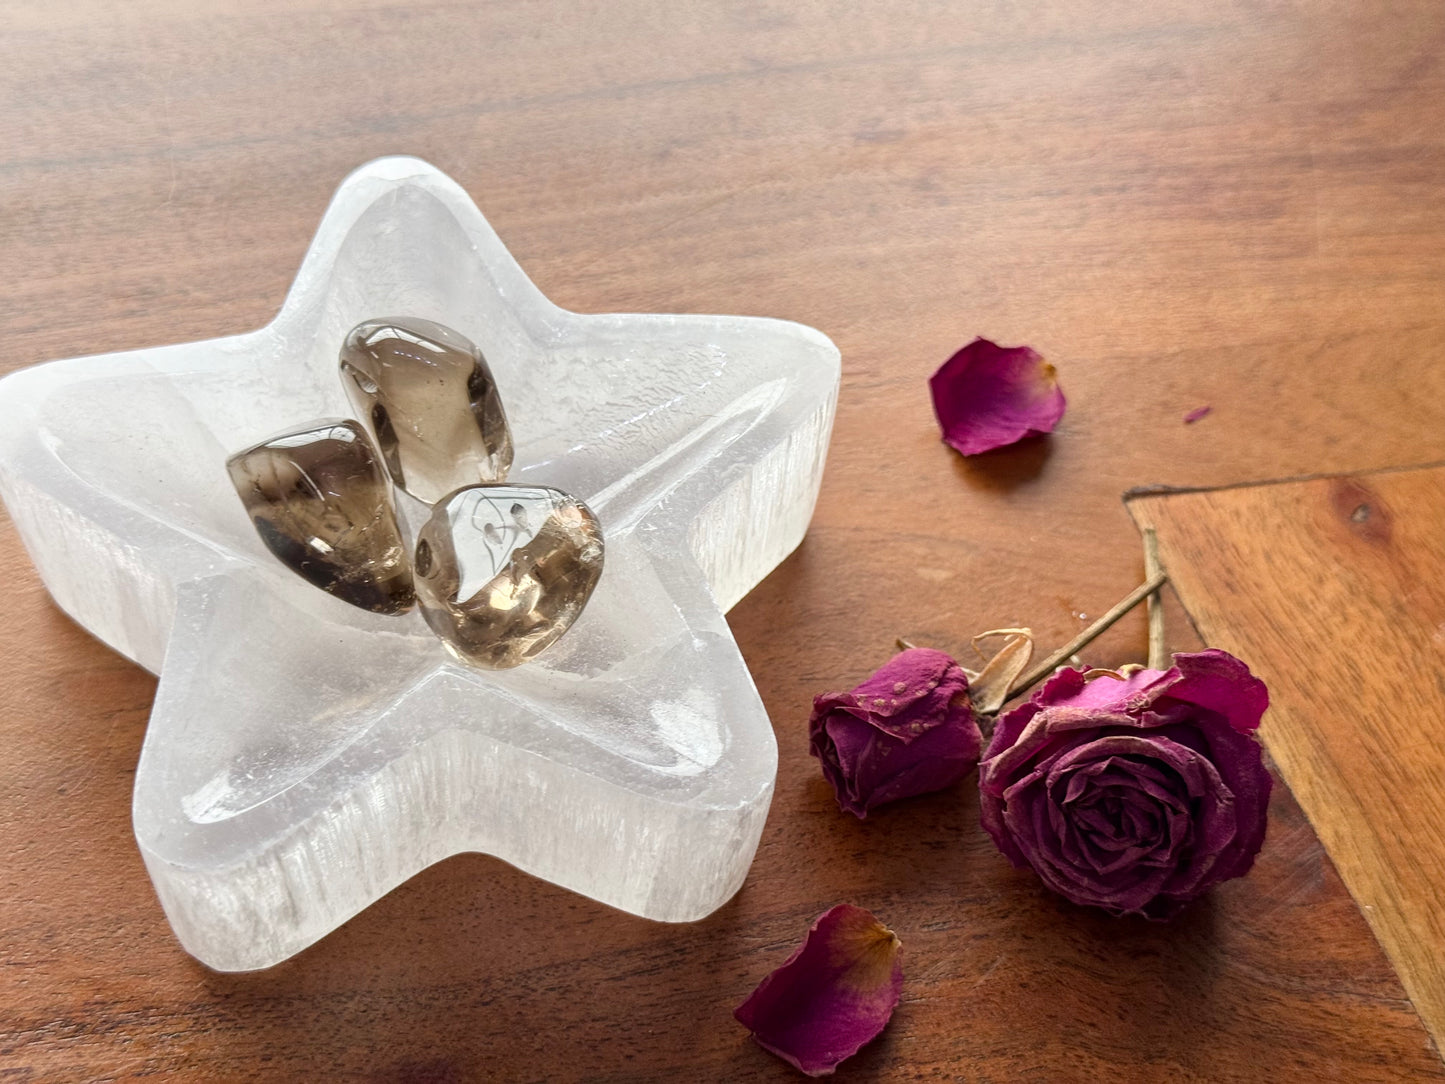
1003, 570, 1168, 705
1142, 528, 1167, 670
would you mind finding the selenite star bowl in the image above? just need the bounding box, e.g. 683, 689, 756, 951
0, 157, 840, 971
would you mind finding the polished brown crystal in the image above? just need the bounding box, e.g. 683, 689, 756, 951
339, 317, 513, 505
413, 485, 604, 669
226, 420, 415, 614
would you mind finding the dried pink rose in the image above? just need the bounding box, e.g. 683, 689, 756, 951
929, 337, 1066, 455
734, 904, 903, 1076
809, 648, 982, 818
978, 649, 1271, 919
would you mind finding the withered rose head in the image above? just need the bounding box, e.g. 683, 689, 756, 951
809, 648, 982, 818
929, 337, 1065, 456
978, 649, 1271, 918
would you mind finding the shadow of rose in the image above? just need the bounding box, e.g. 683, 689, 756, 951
951, 433, 1054, 494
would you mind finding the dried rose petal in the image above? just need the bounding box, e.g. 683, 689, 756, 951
929, 337, 1066, 455
735, 905, 903, 1076
809, 648, 982, 818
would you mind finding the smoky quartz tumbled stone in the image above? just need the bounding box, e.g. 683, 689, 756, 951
339, 317, 513, 505
226, 419, 415, 614
414, 485, 604, 669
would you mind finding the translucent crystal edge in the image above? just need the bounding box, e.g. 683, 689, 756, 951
144, 724, 773, 971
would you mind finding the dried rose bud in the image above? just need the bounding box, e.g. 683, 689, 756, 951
734, 904, 903, 1077
978, 648, 1272, 918
929, 337, 1066, 455
809, 648, 982, 818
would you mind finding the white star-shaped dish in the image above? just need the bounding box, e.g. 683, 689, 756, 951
0, 158, 839, 971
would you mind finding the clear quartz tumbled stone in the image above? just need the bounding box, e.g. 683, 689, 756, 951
226, 419, 414, 614
339, 316, 514, 504
414, 484, 604, 668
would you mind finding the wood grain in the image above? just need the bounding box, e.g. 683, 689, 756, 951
1133, 464, 1445, 1055
5, 0, 1445, 1078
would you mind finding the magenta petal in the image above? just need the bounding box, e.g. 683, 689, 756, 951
735, 905, 903, 1076
1167, 649, 1270, 735
812, 648, 968, 738
929, 337, 1066, 455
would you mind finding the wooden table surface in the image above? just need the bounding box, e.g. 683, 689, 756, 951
1134, 464, 1445, 1058
5, 1, 1445, 1080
